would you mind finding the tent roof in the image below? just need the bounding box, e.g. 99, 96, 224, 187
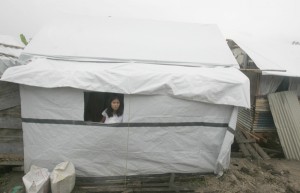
0, 35, 24, 48
1, 58, 250, 108
22, 17, 239, 68
231, 33, 300, 77
0, 35, 24, 76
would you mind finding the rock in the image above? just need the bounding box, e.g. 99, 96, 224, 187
240, 166, 250, 175
270, 170, 282, 176
286, 183, 300, 193
261, 163, 274, 171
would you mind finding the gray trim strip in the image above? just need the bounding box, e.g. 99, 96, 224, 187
0, 43, 24, 49
21, 53, 236, 67
22, 118, 228, 128
227, 127, 235, 135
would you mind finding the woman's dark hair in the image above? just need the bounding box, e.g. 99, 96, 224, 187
106, 95, 124, 117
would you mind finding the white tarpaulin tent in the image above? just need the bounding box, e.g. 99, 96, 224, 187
1, 17, 250, 177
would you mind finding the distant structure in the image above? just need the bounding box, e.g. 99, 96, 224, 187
227, 39, 300, 133
0, 35, 24, 165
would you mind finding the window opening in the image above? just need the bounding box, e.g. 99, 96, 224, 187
84, 92, 124, 122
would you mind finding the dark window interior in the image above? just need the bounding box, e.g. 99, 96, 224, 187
84, 92, 124, 122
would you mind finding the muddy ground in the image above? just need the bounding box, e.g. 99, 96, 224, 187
1, 158, 300, 193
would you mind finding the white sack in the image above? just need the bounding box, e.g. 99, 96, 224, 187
22, 165, 50, 193
50, 161, 75, 193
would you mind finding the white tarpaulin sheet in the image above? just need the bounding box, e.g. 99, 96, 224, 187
19, 86, 237, 176
0, 35, 24, 76
2, 58, 250, 108
0, 35, 23, 48
21, 17, 238, 68
231, 33, 300, 77
22, 123, 227, 176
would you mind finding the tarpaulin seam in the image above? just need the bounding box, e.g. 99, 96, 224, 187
22, 118, 228, 128
227, 126, 235, 135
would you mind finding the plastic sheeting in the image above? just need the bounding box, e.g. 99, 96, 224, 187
2, 58, 250, 108
123, 94, 233, 123
258, 75, 284, 95
230, 33, 300, 77
20, 86, 237, 176
215, 107, 238, 175
0, 35, 24, 48
20, 86, 84, 120
21, 17, 238, 68
0, 35, 24, 76
0, 56, 19, 76
22, 124, 229, 177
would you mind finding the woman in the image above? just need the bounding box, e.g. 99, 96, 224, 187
101, 95, 123, 124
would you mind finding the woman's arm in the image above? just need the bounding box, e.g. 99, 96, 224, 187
100, 116, 106, 123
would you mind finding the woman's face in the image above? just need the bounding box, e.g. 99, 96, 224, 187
111, 98, 120, 111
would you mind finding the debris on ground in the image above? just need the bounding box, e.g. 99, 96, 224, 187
1, 158, 300, 193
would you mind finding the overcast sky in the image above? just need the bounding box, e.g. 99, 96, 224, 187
1, 0, 299, 40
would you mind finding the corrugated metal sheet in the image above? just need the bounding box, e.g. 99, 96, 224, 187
237, 71, 276, 132
237, 97, 276, 132
268, 91, 300, 160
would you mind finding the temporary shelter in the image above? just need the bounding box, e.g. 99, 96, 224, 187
228, 33, 300, 160
228, 33, 300, 132
0, 35, 24, 164
1, 17, 250, 176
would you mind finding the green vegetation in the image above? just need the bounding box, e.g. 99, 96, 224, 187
19, 34, 28, 45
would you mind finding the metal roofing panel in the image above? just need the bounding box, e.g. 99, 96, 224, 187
268, 91, 300, 160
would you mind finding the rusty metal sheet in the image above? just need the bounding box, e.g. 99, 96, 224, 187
268, 91, 300, 160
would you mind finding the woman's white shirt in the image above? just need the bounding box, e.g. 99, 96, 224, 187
102, 109, 123, 124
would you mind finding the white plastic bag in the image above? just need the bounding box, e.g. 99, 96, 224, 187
22, 165, 50, 193
50, 161, 76, 193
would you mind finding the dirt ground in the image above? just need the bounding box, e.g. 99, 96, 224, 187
1, 158, 300, 193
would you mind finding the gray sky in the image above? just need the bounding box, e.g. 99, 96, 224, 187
1, 0, 299, 40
